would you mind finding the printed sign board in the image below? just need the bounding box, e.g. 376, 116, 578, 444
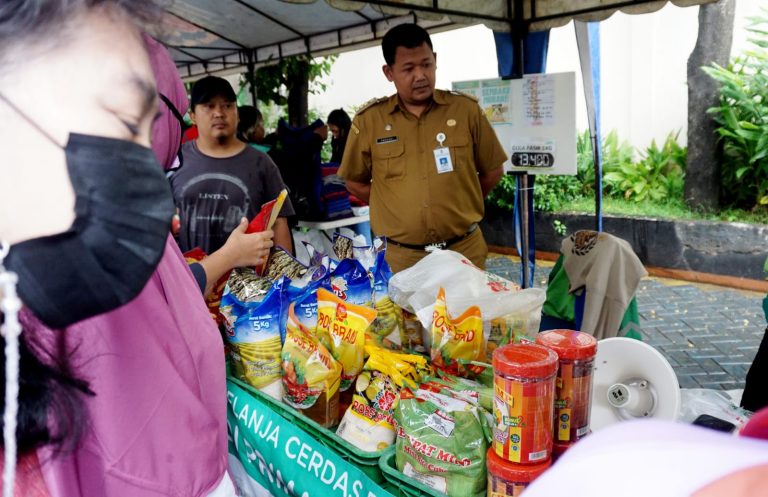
453, 72, 576, 175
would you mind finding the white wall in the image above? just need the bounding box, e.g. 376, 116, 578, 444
309, 0, 764, 152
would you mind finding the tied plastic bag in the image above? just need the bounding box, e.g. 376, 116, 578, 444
389, 250, 545, 352
678, 388, 752, 430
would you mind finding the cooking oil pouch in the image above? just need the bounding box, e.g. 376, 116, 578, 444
282, 303, 342, 427
316, 288, 377, 391
431, 288, 484, 376
222, 276, 287, 400
369, 251, 404, 346
336, 370, 399, 452
395, 387, 489, 497
325, 258, 373, 307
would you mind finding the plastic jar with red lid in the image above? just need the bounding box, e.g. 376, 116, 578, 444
536, 329, 597, 443
486, 447, 550, 496
492, 342, 558, 464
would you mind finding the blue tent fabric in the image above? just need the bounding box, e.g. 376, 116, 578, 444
493, 30, 550, 287
575, 22, 603, 231
493, 30, 550, 78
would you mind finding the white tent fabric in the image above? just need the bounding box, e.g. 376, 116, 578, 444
162, 0, 716, 79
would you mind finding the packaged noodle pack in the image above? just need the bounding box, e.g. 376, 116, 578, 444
316, 288, 377, 391
431, 288, 484, 375
282, 303, 342, 428
395, 387, 490, 497
221, 277, 287, 400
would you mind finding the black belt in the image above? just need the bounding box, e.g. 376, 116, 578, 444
387, 223, 479, 252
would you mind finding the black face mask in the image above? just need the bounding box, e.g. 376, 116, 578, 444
2, 106, 175, 328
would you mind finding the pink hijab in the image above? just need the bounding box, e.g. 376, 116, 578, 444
143, 33, 189, 170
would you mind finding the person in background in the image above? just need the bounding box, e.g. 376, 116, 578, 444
338, 23, 506, 273
327, 108, 351, 163
237, 105, 270, 153
0, 1, 235, 495
170, 76, 295, 255
149, 47, 273, 298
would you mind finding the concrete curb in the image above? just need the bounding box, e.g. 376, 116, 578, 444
481, 209, 768, 283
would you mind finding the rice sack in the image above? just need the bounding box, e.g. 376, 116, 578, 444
221, 276, 287, 400
325, 258, 373, 307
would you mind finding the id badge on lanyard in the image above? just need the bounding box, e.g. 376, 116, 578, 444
433, 132, 453, 174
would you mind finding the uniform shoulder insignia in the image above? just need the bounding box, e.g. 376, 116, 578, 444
449, 89, 479, 102
355, 96, 389, 115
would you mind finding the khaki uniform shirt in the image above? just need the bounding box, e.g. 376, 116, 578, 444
339, 89, 507, 245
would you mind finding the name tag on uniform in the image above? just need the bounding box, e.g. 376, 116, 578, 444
433, 147, 453, 174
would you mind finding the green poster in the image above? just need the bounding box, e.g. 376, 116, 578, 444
227, 380, 393, 497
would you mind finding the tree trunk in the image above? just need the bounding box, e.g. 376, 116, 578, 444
685, 0, 736, 211
287, 59, 310, 127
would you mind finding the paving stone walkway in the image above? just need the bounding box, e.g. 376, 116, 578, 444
485, 254, 766, 391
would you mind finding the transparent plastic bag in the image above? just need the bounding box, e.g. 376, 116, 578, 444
678, 388, 752, 430
388, 250, 545, 348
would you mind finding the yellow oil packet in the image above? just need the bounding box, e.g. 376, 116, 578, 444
363, 345, 431, 389
282, 302, 342, 427
431, 287, 485, 375
316, 288, 377, 391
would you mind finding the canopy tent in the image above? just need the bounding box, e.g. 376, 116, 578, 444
160, 0, 717, 287
163, 0, 715, 79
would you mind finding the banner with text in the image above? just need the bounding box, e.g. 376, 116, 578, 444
227, 380, 394, 497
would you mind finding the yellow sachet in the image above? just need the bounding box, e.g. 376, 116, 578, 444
430, 287, 485, 376
362, 345, 432, 389
317, 288, 377, 392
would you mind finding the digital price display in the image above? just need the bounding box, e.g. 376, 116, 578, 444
511, 152, 554, 168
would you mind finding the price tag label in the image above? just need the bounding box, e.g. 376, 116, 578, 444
509, 138, 556, 169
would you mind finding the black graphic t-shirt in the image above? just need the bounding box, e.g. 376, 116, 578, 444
170, 142, 294, 254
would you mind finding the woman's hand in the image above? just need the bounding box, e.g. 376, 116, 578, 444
220, 217, 274, 268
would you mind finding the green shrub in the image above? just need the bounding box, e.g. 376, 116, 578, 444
533, 174, 583, 212
486, 129, 684, 211
603, 132, 687, 202
704, 9, 768, 208
593, 130, 635, 198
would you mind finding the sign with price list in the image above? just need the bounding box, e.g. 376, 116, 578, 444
453, 72, 576, 175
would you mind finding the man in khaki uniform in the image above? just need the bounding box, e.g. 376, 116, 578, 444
339, 23, 507, 273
